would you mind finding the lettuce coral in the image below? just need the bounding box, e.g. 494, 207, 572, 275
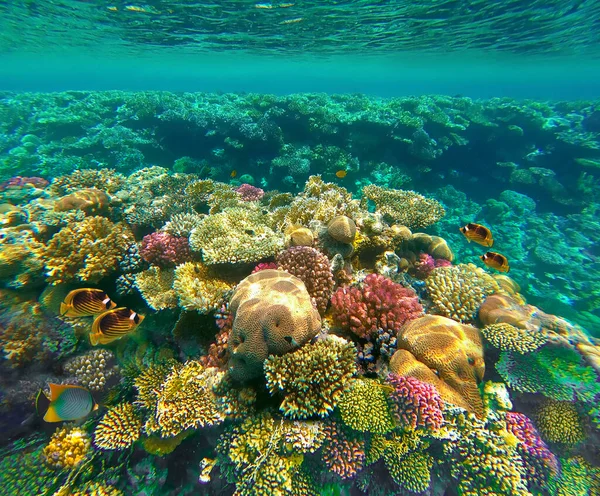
173, 261, 235, 313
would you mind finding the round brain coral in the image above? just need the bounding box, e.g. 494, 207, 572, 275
331, 273, 423, 339
276, 246, 335, 315
227, 269, 322, 382
327, 215, 357, 244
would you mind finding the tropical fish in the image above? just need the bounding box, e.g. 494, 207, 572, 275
255, 3, 274, 8
460, 222, 494, 247
480, 251, 510, 273
36, 383, 97, 423
60, 288, 116, 317
335, 170, 347, 179
230, 170, 237, 178
90, 308, 144, 345
280, 17, 303, 24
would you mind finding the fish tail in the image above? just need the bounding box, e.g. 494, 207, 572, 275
35, 388, 50, 418
43, 405, 63, 423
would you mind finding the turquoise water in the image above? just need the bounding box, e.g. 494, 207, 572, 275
0, 2, 600, 496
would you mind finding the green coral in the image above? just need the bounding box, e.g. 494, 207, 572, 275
385, 450, 433, 493
264, 336, 357, 419
337, 378, 395, 434
548, 456, 600, 496
0, 445, 61, 495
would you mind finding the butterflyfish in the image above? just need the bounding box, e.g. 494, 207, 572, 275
36, 383, 97, 423
335, 170, 347, 178
60, 288, 116, 318
480, 251, 510, 273
89, 308, 144, 346
460, 223, 494, 247
230, 170, 237, 178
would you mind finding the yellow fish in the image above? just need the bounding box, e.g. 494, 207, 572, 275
60, 288, 116, 318
335, 170, 347, 179
36, 383, 97, 423
460, 222, 494, 248
480, 251, 510, 273
90, 308, 144, 345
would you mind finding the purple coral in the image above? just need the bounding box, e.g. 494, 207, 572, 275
331, 274, 423, 339
235, 183, 264, 202
321, 421, 365, 479
140, 232, 191, 267
387, 374, 444, 430
0, 176, 48, 191
505, 412, 560, 489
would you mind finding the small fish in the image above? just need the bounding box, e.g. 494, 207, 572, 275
278, 3, 295, 7
90, 308, 144, 346
60, 288, 116, 318
36, 383, 97, 423
335, 170, 347, 179
107, 6, 118, 11
480, 251, 510, 273
460, 222, 494, 248
230, 170, 237, 178
255, 3, 274, 8
280, 17, 303, 24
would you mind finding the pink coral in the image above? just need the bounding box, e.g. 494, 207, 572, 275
0, 176, 48, 191
331, 274, 423, 339
387, 374, 444, 431
140, 232, 191, 267
235, 183, 264, 202
434, 258, 452, 268
412, 253, 435, 279
322, 421, 365, 479
276, 246, 334, 315
251, 262, 278, 273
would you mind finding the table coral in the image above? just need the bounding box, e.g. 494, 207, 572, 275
535, 399, 585, 445
227, 269, 321, 382
482, 323, 547, 354
362, 184, 445, 229
140, 231, 192, 267
173, 261, 235, 313
338, 378, 395, 434
386, 374, 444, 431
331, 273, 423, 339
64, 349, 119, 391
38, 216, 134, 284
276, 245, 335, 315
43, 425, 91, 470
134, 267, 178, 310
426, 263, 500, 323
94, 402, 142, 450
264, 336, 357, 418
189, 207, 284, 264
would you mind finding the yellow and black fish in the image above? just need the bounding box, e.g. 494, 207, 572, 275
460, 223, 494, 247
480, 251, 510, 273
89, 307, 144, 345
36, 383, 97, 423
60, 288, 116, 317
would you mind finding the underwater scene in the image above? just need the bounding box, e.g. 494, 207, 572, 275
1, 2, 600, 496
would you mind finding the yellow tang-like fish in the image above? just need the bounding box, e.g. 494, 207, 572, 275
89, 307, 144, 345
480, 251, 510, 273
336, 170, 347, 179
36, 383, 98, 423
460, 222, 494, 248
60, 288, 116, 317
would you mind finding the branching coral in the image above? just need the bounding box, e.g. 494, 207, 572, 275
338, 378, 395, 434
94, 402, 142, 450
134, 267, 178, 310
43, 425, 91, 470
481, 323, 547, 354
173, 261, 235, 313
425, 263, 500, 323
161, 212, 204, 237
140, 231, 192, 267
37, 216, 134, 284
386, 374, 444, 431
64, 349, 119, 391
331, 273, 423, 339
385, 449, 433, 493
50, 168, 126, 195
189, 207, 284, 264
362, 184, 445, 229
264, 336, 357, 418
321, 420, 366, 479
534, 399, 585, 445
69, 482, 124, 495
235, 183, 264, 201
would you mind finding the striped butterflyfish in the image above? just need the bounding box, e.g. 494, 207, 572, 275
480, 251, 510, 273
89, 307, 144, 346
459, 222, 494, 248
60, 288, 116, 317
36, 383, 97, 423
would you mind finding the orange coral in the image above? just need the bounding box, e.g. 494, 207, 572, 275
54, 188, 110, 215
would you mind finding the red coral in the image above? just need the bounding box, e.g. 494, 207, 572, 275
251, 262, 278, 273
434, 258, 452, 268
0, 176, 48, 191
276, 246, 334, 315
140, 232, 191, 267
412, 253, 435, 279
387, 374, 444, 431
235, 183, 264, 201
322, 421, 365, 479
331, 274, 423, 339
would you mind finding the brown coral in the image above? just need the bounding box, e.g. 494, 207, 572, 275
327, 215, 357, 244
54, 188, 111, 215
391, 315, 485, 417
227, 269, 322, 381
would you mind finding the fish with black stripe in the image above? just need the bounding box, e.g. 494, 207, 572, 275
60, 288, 116, 317
89, 307, 144, 345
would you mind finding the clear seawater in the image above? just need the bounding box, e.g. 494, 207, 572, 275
0, 1, 599, 495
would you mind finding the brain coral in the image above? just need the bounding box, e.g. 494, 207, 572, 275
426, 263, 500, 323
391, 315, 485, 417
189, 207, 284, 264
227, 269, 321, 381
173, 261, 235, 313
327, 215, 357, 244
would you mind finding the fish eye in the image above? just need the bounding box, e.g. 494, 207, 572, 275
284, 336, 293, 344
133, 315, 140, 324
468, 357, 475, 365
105, 301, 111, 309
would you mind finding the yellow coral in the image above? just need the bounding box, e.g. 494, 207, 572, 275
49, 168, 126, 195
37, 216, 133, 284
94, 403, 142, 450
535, 399, 585, 445
134, 361, 175, 410
142, 431, 191, 456
134, 267, 178, 310
481, 323, 547, 354
173, 262, 235, 313
362, 184, 445, 229
43, 425, 91, 470
338, 378, 395, 434
426, 263, 500, 323
68, 482, 124, 495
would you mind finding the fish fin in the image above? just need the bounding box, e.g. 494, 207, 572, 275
93, 403, 99, 412
89, 332, 101, 346
59, 302, 70, 316
43, 405, 63, 423
49, 383, 84, 398
36, 389, 50, 417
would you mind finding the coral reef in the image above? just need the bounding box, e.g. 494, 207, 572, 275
321, 421, 366, 479
387, 374, 444, 431
235, 183, 264, 201
173, 261, 235, 313
338, 378, 395, 434
43, 425, 91, 470
161, 212, 204, 237
140, 231, 192, 267
134, 267, 178, 310
534, 399, 585, 445
94, 402, 142, 450
481, 322, 547, 354
54, 188, 111, 215
327, 215, 357, 244
64, 349, 119, 391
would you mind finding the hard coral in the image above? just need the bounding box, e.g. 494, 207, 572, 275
140, 231, 191, 268
43, 425, 91, 470
276, 245, 335, 315
321, 420, 366, 479
64, 349, 119, 391
535, 399, 585, 445
387, 374, 444, 431
331, 273, 423, 339
54, 188, 111, 215
338, 378, 395, 434
161, 212, 204, 237
482, 322, 546, 354
173, 261, 235, 313
264, 336, 357, 418
327, 215, 356, 244
235, 183, 264, 201
227, 269, 321, 382
134, 267, 178, 310
94, 402, 142, 450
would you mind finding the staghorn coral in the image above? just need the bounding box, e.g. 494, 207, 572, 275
140, 231, 192, 267
64, 349, 119, 391
362, 184, 445, 229
481, 322, 547, 354
189, 207, 284, 264
43, 425, 91, 470
321, 420, 366, 479
94, 402, 142, 450
276, 246, 335, 315
386, 374, 444, 431
392, 315, 485, 417
535, 399, 585, 445
338, 378, 395, 434
264, 336, 357, 418
161, 212, 204, 237
37, 216, 134, 284
228, 269, 321, 382
331, 273, 423, 339
134, 267, 178, 310
426, 263, 500, 323
173, 261, 235, 313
